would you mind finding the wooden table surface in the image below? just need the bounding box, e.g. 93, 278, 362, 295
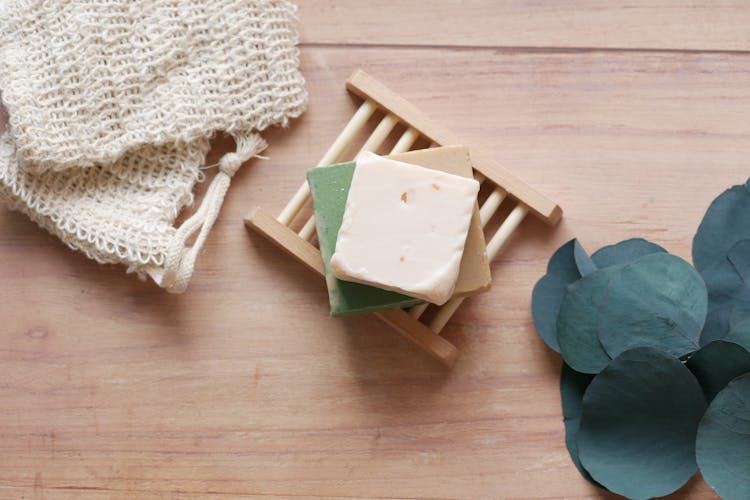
2, 2, 749, 498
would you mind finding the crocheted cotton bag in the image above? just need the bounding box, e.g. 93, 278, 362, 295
0, 0, 307, 292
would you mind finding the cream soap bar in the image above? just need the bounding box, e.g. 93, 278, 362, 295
330, 151, 480, 305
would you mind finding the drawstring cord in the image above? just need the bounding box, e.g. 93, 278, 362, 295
147, 133, 267, 293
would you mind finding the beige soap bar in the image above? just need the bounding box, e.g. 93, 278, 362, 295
330, 149, 485, 305
389, 146, 491, 298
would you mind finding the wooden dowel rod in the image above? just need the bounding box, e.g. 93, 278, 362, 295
320, 99, 378, 165
390, 127, 419, 154
278, 100, 377, 225
409, 302, 429, 319
487, 204, 529, 260
277, 181, 310, 226
430, 296, 464, 334
277, 183, 311, 227
479, 187, 508, 228
298, 214, 317, 241
358, 113, 398, 155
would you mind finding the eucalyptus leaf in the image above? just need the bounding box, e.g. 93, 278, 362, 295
532, 239, 593, 353
686, 340, 750, 402
698, 243, 750, 346
531, 275, 569, 353
696, 372, 750, 500
547, 239, 587, 281
557, 267, 616, 374
723, 239, 750, 326
693, 180, 750, 272
699, 258, 750, 345
591, 238, 666, 268
597, 253, 706, 360
578, 347, 707, 500
693, 181, 750, 344
559, 364, 597, 485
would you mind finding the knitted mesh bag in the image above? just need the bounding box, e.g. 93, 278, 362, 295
0, 0, 307, 292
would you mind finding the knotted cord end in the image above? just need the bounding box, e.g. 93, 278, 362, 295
147, 132, 268, 293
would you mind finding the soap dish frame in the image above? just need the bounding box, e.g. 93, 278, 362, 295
245, 69, 562, 367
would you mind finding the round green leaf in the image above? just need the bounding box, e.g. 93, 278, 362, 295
696, 372, 750, 500
559, 363, 597, 485
557, 267, 616, 374
693, 180, 750, 272
591, 237, 666, 268
726, 317, 750, 350
578, 347, 707, 500
532, 275, 568, 353
532, 239, 593, 353
686, 340, 750, 402
693, 181, 750, 344
698, 240, 750, 346
547, 239, 587, 281
597, 253, 706, 360
722, 238, 750, 328
701, 264, 745, 345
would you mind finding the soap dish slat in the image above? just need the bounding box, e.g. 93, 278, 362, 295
245, 70, 562, 368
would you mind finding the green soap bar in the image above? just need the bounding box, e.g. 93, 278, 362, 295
307, 161, 422, 317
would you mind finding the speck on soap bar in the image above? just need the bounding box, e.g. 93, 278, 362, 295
307, 162, 422, 317
331, 150, 482, 305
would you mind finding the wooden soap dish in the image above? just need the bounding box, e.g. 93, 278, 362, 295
245, 70, 562, 368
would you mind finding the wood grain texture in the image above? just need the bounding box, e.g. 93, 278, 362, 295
299, 0, 750, 51
2, 3, 748, 498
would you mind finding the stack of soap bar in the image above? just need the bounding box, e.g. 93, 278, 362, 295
307, 146, 491, 316
331, 151, 481, 305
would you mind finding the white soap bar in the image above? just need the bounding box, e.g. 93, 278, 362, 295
330, 152, 480, 305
